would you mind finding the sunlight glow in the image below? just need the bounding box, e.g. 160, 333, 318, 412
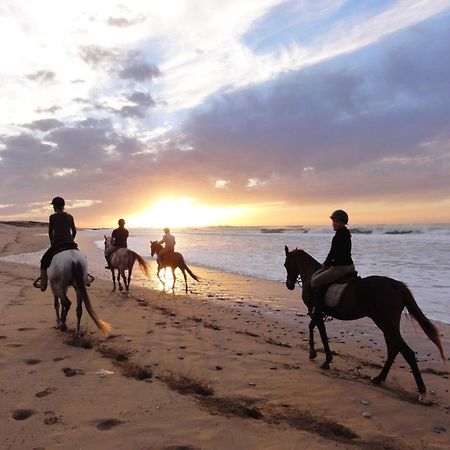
127, 198, 245, 228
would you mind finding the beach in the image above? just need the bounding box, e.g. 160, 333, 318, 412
0, 223, 449, 450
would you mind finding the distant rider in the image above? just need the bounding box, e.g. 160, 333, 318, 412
157, 227, 175, 263
35, 196, 78, 291
105, 218, 129, 269
310, 210, 355, 317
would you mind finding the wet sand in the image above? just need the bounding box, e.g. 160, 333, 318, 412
0, 223, 449, 450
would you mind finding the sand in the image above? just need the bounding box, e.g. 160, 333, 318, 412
0, 223, 449, 450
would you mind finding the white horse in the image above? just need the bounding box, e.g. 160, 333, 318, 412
48, 249, 111, 335
104, 236, 151, 294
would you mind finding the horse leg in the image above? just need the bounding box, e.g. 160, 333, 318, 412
60, 294, 71, 332
308, 319, 317, 359
54, 295, 61, 329
117, 271, 123, 291
180, 267, 188, 293
171, 268, 176, 290
111, 269, 116, 292
397, 337, 427, 398
371, 332, 399, 385
75, 289, 83, 336
315, 318, 333, 369
127, 265, 132, 291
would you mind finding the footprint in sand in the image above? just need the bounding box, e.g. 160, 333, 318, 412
36, 387, 56, 398
24, 358, 41, 365
96, 418, 124, 430
0, 335, 7, 339
62, 367, 84, 377
17, 327, 36, 331
6, 343, 23, 348
11, 409, 35, 420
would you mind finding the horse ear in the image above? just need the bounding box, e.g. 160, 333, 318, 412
104, 235, 107, 239
284, 245, 289, 256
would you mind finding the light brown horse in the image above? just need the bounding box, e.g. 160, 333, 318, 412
104, 236, 151, 294
284, 246, 445, 403
150, 241, 199, 293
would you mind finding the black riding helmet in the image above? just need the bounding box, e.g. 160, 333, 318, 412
330, 209, 348, 224
51, 196, 65, 208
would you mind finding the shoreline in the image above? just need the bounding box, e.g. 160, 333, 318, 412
0, 224, 449, 449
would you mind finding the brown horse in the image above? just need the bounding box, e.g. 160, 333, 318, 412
150, 241, 199, 293
284, 246, 445, 402
104, 236, 151, 294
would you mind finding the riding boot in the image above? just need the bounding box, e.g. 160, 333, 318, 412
40, 269, 48, 292
105, 255, 111, 269
311, 286, 326, 318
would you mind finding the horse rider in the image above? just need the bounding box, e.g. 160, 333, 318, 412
105, 218, 129, 269
310, 209, 355, 317
35, 196, 78, 291
157, 227, 176, 263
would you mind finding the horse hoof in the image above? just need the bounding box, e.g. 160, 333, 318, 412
320, 362, 330, 370
309, 350, 317, 360
418, 393, 433, 405
119, 286, 123, 291
60, 324, 67, 332
370, 376, 382, 385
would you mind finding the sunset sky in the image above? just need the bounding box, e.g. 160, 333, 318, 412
1, 1, 450, 227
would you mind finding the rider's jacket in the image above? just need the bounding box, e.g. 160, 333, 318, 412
112, 227, 129, 248
324, 227, 353, 267
158, 233, 175, 251
49, 212, 76, 245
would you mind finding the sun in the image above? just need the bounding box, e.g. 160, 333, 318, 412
127, 197, 244, 228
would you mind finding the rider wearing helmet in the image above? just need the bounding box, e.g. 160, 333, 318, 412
310, 209, 355, 316
35, 196, 78, 291
105, 218, 129, 269
157, 227, 176, 263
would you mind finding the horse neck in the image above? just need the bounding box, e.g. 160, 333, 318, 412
295, 250, 321, 284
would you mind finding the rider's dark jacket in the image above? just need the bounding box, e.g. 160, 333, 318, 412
111, 227, 129, 248
324, 227, 353, 267
49, 212, 76, 244
41, 212, 77, 269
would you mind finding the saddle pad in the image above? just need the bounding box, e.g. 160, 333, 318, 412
325, 283, 348, 308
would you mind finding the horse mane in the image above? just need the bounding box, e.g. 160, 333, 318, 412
291, 248, 321, 269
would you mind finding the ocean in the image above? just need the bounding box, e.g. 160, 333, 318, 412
2, 224, 449, 324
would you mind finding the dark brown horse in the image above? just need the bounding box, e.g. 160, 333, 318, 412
150, 241, 199, 293
284, 246, 445, 402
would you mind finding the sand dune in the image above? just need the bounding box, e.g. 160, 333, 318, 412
0, 225, 448, 450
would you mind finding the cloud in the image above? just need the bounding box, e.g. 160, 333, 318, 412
107, 16, 145, 28
22, 118, 64, 132
119, 62, 160, 81
26, 70, 56, 84
79, 45, 121, 69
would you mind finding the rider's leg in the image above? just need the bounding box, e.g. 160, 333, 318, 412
35, 248, 53, 291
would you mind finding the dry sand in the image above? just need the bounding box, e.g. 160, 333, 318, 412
0, 223, 449, 450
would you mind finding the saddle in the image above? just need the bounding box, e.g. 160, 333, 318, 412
324, 271, 359, 308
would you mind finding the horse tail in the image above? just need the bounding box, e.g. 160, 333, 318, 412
398, 281, 445, 361
130, 251, 151, 279
72, 262, 111, 335
180, 256, 200, 282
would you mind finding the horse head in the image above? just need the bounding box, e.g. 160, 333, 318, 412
150, 240, 161, 257
104, 235, 112, 249
284, 246, 299, 290
284, 246, 321, 290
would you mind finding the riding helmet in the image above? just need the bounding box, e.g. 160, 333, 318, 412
330, 209, 349, 224
51, 196, 65, 208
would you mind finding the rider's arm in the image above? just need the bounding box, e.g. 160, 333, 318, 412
71, 216, 77, 239
158, 236, 165, 245
48, 215, 54, 243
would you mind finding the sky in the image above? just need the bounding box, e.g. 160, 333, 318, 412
1, 0, 450, 227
